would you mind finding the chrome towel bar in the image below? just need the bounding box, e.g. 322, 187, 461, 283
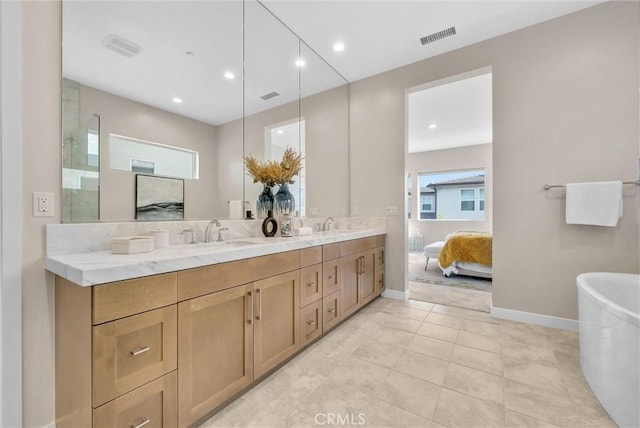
544, 180, 640, 190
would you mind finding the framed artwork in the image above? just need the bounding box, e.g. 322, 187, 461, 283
135, 174, 184, 220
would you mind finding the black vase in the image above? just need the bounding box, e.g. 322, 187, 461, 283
261, 210, 278, 237
274, 183, 295, 215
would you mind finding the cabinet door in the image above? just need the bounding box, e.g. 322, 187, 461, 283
359, 249, 376, 305
322, 260, 342, 297
178, 284, 253, 427
300, 264, 323, 308
341, 253, 361, 318
253, 271, 300, 379
93, 371, 177, 428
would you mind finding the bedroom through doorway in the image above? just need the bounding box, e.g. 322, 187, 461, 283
405, 68, 493, 313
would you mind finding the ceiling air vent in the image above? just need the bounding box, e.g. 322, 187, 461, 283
260, 92, 280, 101
420, 27, 456, 46
102, 34, 142, 58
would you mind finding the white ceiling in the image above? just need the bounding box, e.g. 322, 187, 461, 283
63, 1, 604, 129
408, 71, 492, 153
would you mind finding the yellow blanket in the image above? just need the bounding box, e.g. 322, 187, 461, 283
438, 232, 492, 269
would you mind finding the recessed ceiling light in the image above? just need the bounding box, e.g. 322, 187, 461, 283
277, 129, 284, 134
172, 97, 183, 104
185, 51, 195, 56
224, 71, 235, 80
428, 123, 437, 129
333, 42, 345, 52
295, 58, 306, 67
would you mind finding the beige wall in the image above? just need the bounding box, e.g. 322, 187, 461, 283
19, 1, 639, 426
78, 85, 218, 221
407, 144, 493, 245
22, 2, 60, 427
350, 1, 639, 318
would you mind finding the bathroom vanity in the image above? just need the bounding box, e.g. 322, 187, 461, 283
49, 231, 385, 428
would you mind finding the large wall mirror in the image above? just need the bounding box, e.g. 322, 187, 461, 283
62, 0, 349, 223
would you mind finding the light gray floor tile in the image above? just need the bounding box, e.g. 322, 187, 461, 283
375, 371, 441, 420
456, 329, 502, 354
416, 321, 459, 343
351, 339, 404, 368
503, 357, 567, 396
450, 344, 504, 376
407, 334, 455, 360
392, 349, 449, 385
326, 356, 390, 395
433, 388, 505, 428
361, 397, 431, 428
443, 362, 504, 404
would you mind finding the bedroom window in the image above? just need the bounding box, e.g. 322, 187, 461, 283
460, 189, 475, 211
479, 188, 485, 211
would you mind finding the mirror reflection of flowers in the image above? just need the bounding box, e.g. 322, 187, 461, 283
244, 147, 303, 186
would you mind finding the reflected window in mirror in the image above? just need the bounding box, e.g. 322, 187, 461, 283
109, 134, 199, 180
266, 120, 306, 217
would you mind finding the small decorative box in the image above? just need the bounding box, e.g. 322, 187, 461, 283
111, 236, 155, 254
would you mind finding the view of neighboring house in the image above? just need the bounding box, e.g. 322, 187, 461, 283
419, 174, 485, 220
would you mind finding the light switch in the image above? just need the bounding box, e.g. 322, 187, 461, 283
385, 206, 399, 216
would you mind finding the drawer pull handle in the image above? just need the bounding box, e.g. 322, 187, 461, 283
256, 289, 262, 321
327, 308, 335, 313
131, 417, 150, 428
306, 320, 316, 326
306, 282, 315, 287
130, 346, 150, 357
248, 291, 253, 324
327, 274, 335, 279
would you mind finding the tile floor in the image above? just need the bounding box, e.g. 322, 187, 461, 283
409, 281, 492, 313
200, 297, 614, 428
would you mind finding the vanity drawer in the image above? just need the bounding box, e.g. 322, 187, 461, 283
300, 264, 322, 308
93, 273, 177, 325
300, 300, 323, 348
93, 306, 177, 407
322, 243, 341, 261
322, 291, 341, 332
93, 371, 177, 428
340, 237, 377, 256
300, 246, 322, 267
322, 260, 342, 297
178, 251, 299, 300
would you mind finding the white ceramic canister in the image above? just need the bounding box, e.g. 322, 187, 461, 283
150, 229, 169, 248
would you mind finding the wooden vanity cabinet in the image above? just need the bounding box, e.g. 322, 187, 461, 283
56, 236, 385, 428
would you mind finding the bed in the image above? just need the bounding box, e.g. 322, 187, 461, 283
424, 231, 492, 279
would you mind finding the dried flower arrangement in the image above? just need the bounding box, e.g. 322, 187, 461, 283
244, 147, 303, 187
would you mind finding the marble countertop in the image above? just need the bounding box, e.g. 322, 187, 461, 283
46, 229, 384, 287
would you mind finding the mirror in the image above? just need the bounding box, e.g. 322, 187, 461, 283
62, 0, 350, 223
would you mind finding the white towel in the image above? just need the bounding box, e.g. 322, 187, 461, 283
565, 181, 623, 227
228, 200, 243, 219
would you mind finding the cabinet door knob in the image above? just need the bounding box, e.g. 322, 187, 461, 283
130, 346, 150, 357
131, 417, 150, 428
306, 320, 316, 326
306, 282, 315, 287
327, 273, 335, 279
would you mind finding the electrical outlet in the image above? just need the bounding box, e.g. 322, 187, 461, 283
310, 207, 319, 216
385, 206, 399, 216
33, 192, 54, 217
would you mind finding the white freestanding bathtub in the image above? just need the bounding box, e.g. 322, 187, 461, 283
577, 272, 640, 428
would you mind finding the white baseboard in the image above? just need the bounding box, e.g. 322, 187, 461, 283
491, 306, 578, 332
381, 289, 408, 301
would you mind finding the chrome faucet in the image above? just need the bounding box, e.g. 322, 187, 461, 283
204, 219, 222, 243
181, 229, 197, 244
322, 217, 335, 231
216, 227, 229, 242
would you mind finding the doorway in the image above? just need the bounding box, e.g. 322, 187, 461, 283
405, 68, 493, 312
